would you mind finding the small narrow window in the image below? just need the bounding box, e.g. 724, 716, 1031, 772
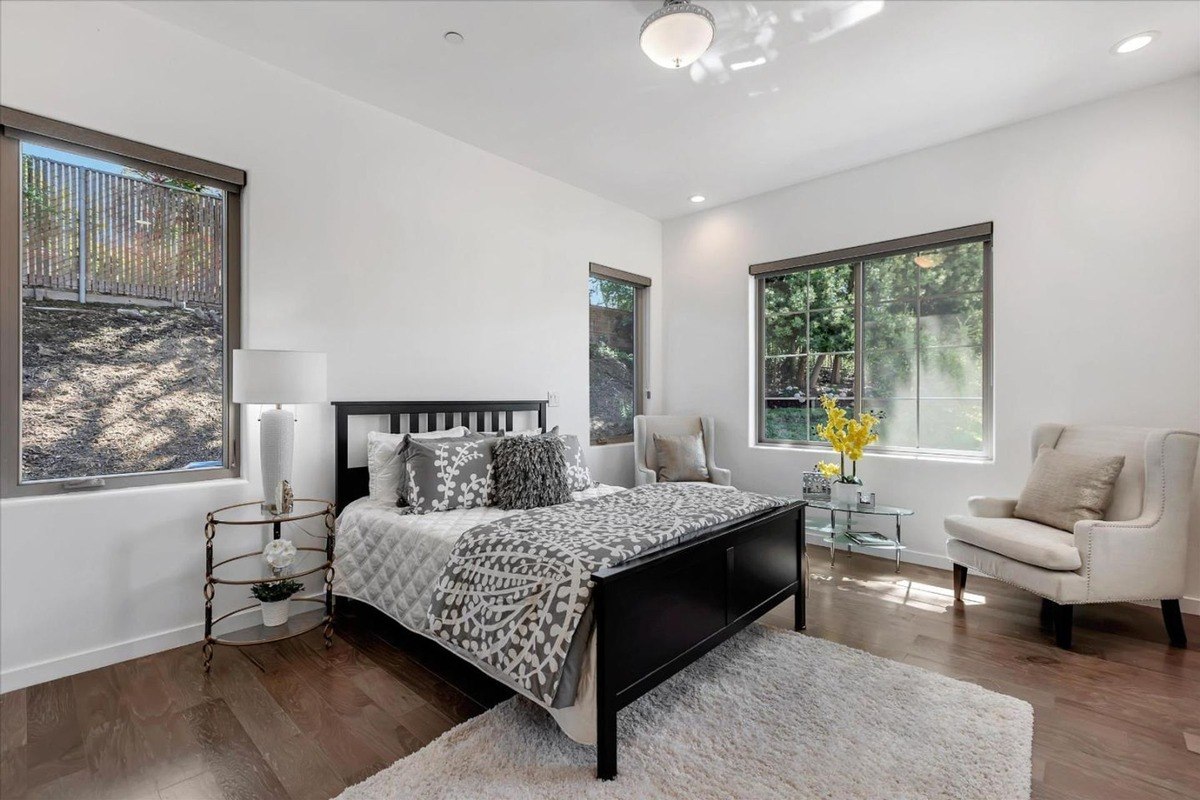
1, 107, 244, 496
588, 264, 649, 445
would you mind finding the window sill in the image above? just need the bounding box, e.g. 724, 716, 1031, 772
751, 442, 993, 465
1, 476, 250, 506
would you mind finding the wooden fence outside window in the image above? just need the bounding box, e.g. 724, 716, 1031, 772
21, 154, 224, 306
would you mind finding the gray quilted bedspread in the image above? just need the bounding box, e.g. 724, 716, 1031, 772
426, 482, 786, 704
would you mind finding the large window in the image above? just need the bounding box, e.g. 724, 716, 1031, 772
1, 107, 244, 496
755, 224, 991, 457
589, 263, 648, 445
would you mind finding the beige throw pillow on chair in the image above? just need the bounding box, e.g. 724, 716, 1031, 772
652, 432, 710, 483
1013, 445, 1125, 532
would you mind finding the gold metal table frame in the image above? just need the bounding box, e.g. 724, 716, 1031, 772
203, 499, 336, 671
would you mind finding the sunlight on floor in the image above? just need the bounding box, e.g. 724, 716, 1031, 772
825, 573, 986, 610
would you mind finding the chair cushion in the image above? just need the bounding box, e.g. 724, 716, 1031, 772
945, 515, 1082, 571
1014, 445, 1124, 532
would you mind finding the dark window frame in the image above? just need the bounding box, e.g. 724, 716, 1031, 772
752, 223, 993, 459
0, 107, 244, 497
588, 263, 649, 446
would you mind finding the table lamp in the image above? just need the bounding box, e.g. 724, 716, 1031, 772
232, 349, 327, 512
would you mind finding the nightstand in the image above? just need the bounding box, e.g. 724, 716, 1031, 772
203, 498, 335, 671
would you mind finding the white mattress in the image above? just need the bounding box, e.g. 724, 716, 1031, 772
333, 485, 624, 743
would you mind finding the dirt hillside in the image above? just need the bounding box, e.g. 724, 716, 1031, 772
21, 298, 223, 481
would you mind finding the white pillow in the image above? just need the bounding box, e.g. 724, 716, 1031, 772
367, 427, 470, 502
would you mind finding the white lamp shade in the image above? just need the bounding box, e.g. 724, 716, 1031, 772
640, 3, 715, 69
232, 349, 327, 404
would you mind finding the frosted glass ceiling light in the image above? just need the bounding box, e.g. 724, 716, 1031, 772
641, 1, 716, 69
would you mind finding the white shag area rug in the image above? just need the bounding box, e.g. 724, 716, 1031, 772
338, 626, 1032, 800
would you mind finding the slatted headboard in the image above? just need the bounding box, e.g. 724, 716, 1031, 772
331, 400, 548, 513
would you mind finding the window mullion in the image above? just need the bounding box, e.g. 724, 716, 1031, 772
915, 257, 922, 449
853, 260, 864, 420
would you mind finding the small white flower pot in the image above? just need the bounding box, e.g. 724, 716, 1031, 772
261, 599, 290, 627
831, 482, 860, 505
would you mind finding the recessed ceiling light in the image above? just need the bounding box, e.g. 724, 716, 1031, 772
1112, 31, 1157, 54
444, 31, 464, 44
690, 195, 706, 203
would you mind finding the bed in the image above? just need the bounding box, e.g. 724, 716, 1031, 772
331, 400, 807, 780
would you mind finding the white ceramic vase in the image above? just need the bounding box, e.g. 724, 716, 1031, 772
261, 598, 290, 627
831, 481, 860, 505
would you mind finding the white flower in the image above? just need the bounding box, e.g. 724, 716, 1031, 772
263, 539, 297, 571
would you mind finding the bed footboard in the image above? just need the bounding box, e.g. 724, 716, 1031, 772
591, 501, 806, 780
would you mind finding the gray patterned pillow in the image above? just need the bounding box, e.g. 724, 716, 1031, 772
491, 434, 571, 510
402, 436, 497, 513
394, 432, 481, 507
558, 433, 593, 491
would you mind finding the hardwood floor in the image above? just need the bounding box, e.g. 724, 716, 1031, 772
2, 554, 1197, 799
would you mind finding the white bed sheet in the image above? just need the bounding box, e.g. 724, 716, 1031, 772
334, 485, 622, 744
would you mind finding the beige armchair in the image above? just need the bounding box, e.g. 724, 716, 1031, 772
633, 415, 732, 487
946, 424, 1198, 649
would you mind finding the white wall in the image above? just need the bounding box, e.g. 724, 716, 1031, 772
662, 76, 1200, 608
0, 1, 662, 690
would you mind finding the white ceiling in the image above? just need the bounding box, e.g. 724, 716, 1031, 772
130, 0, 1199, 220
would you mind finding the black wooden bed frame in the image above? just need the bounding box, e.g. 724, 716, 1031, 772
332, 399, 806, 781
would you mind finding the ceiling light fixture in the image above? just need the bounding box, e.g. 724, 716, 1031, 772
1111, 31, 1157, 54
444, 31, 464, 44
640, 0, 716, 69
690, 195, 706, 203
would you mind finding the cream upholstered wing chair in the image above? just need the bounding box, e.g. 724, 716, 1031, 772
633, 415, 732, 486
945, 424, 1198, 649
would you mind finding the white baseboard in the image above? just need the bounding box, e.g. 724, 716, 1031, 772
803, 531, 1200, 616
0, 596, 319, 694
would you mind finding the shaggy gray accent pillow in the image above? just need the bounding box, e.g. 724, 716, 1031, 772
491, 434, 571, 510
1014, 445, 1125, 532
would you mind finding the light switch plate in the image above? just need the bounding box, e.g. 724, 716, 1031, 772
547, 391, 560, 407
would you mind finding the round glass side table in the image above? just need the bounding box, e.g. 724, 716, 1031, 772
203, 499, 335, 672
803, 496, 914, 572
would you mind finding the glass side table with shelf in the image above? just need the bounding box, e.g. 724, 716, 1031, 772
203, 498, 335, 672
803, 496, 914, 572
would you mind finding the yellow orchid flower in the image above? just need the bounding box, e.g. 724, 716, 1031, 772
816, 461, 841, 480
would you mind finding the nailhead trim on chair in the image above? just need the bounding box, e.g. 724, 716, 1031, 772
1080, 432, 1171, 600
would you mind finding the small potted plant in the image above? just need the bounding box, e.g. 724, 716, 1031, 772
251, 539, 300, 627
251, 579, 304, 627
814, 394, 880, 505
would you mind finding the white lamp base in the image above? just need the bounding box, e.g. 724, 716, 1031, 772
260, 406, 294, 510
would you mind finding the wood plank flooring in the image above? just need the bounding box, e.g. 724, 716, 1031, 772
2, 554, 1197, 799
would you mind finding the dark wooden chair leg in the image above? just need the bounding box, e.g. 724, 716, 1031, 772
1050, 601, 1073, 649
952, 564, 968, 601
1162, 599, 1187, 648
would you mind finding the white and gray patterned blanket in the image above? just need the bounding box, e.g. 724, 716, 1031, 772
426, 482, 786, 704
